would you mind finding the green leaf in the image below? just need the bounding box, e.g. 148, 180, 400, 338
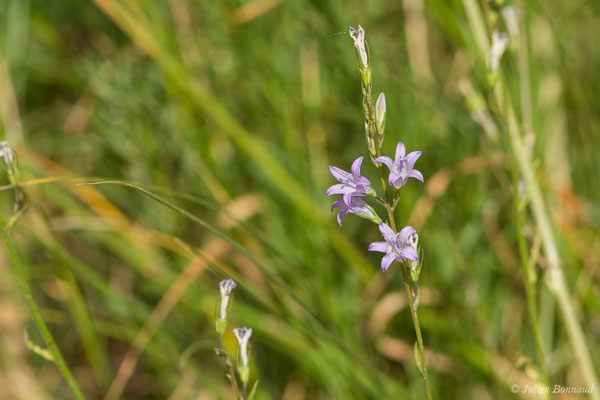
248, 380, 259, 400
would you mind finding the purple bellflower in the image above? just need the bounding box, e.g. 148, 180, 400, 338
374, 142, 423, 189
369, 223, 419, 272
331, 195, 381, 226
326, 156, 374, 206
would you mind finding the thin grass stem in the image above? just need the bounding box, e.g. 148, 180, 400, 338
1, 222, 85, 400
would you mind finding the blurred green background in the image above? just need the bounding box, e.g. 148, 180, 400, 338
0, 0, 599, 399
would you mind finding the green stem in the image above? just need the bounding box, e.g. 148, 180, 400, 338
400, 265, 433, 400
1, 223, 85, 400
462, 1, 599, 396
498, 81, 600, 399
357, 36, 430, 398
507, 139, 550, 397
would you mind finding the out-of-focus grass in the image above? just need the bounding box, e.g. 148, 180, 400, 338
0, 0, 599, 399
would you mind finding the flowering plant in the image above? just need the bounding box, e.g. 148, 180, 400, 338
325, 25, 432, 399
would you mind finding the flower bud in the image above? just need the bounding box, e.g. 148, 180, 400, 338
215, 279, 236, 336
0, 141, 19, 185
375, 92, 386, 136
348, 25, 369, 70
488, 31, 509, 85
407, 233, 421, 282
233, 327, 252, 384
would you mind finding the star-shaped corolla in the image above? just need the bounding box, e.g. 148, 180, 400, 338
368, 223, 419, 272
374, 142, 423, 189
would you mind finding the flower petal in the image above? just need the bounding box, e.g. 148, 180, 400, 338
398, 226, 416, 246
343, 192, 356, 209
351, 156, 364, 177
395, 142, 406, 164
368, 241, 387, 253
399, 247, 419, 261
388, 171, 402, 187
381, 253, 396, 272
408, 169, 424, 182
405, 151, 422, 169
326, 184, 355, 197
331, 199, 346, 212
374, 156, 393, 170
336, 209, 349, 226
392, 177, 406, 189
329, 165, 352, 182
378, 223, 397, 243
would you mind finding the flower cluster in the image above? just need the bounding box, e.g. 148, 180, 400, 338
326, 156, 380, 226
326, 140, 423, 273
324, 26, 425, 276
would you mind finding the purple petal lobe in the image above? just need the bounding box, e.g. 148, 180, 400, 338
331, 199, 346, 212
378, 223, 396, 243
351, 156, 364, 177
337, 210, 348, 226
342, 193, 355, 209
408, 169, 424, 182
405, 151, 422, 169
398, 226, 416, 246
374, 156, 393, 170
326, 184, 356, 197
399, 247, 419, 261
329, 166, 352, 182
395, 142, 406, 163
388, 171, 402, 187
381, 253, 396, 272
368, 241, 387, 253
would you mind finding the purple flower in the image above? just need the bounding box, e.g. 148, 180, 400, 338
374, 142, 423, 189
326, 156, 374, 206
368, 223, 419, 272
331, 195, 381, 226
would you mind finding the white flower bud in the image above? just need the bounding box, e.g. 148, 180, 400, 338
489, 31, 509, 74
502, 6, 519, 40
376, 92, 386, 135
216, 279, 236, 335
349, 25, 369, 69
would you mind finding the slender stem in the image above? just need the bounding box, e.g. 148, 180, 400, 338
357, 35, 430, 398
507, 140, 550, 396
400, 265, 433, 400
215, 342, 241, 399
461, 1, 599, 395
1, 223, 85, 400
498, 80, 600, 399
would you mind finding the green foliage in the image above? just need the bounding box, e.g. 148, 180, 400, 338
0, 0, 599, 399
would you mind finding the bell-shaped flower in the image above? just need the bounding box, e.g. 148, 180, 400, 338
368, 223, 419, 272
326, 156, 374, 204
331, 195, 381, 226
374, 142, 423, 189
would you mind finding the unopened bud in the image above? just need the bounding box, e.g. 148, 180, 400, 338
348, 25, 369, 70
375, 92, 386, 136
488, 31, 509, 85
407, 233, 421, 282
233, 327, 252, 384
216, 279, 236, 336
0, 141, 19, 186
